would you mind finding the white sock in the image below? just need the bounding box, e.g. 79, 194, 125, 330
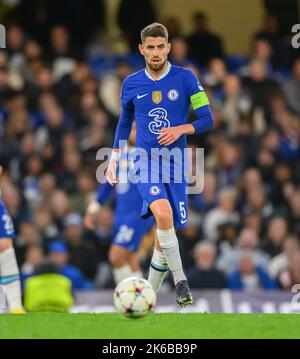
0, 247, 22, 310
156, 227, 186, 285
132, 271, 143, 278
148, 248, 168, 293
112, 264, 133, 285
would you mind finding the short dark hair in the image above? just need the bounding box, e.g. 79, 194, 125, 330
140, 23, 168, 43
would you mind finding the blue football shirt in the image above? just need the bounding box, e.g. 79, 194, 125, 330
119, 62, 210, 153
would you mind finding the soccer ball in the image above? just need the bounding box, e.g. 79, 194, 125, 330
113, 277, 156, 318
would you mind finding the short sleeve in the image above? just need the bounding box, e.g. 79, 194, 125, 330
185, 70, 210, 111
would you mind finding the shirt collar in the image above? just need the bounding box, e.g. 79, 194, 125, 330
144, 61, 171, 81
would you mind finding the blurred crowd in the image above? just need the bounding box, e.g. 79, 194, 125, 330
0, 1, 300, 293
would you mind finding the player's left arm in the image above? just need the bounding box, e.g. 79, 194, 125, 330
158, 70, 213, 146
84, 181, 115, 229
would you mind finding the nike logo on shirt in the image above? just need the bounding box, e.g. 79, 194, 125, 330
137, 93, 148, 99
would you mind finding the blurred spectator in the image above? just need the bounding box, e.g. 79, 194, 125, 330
58, 150, 82, 194
170, 36, 194, 68
268, 234, 300, 280
164, 17, 182, 41
277, 250, 300, 290
48, 25, 79, 68
229, 251, 277, 291
72, 172, 96, 214
187, 12, 224, 67
239, 38, 273, 79
215, 140, 243, 187
39, 173, 57, 204
242, 185, 274, 222
21, 244, 44, 276
99, 61, 132, 118
187, 241, 228, 289
242, 58, 279, 123
217, 228, 270, 274
216, 222, 239, 255
240, 167, 263, 198
33, 206, 59, 245
204, 58, 228, 99
287, 189, 300, 236
262, 216, 288, 257
283, 58, 300, 116
22, 154, 43, 207
63, 213, 99, 279
6, 25, 26, 72
203, 187, 239, 241
220, 75, 252, 136
268, 162, 293, 210
48, 240, 94, 290
189, 171, 217, 214
254, 14, 290, 70
93, 206, 113, 261
15, 221, 42, 265
0, 65, 11, 104
253, 38, 273, 66
242, 211, 263, 238
55, 62, 91, 110
117, 0, 156, 51
49, 190, 72, 230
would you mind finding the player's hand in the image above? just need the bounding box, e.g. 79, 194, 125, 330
105, 159, 119, 186
157, 126, 183, 146
84, 213, 97, 230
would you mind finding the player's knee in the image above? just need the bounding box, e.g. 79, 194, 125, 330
0, 238, 13, 252
155, 210, 173, 229
109, 247, 126, 268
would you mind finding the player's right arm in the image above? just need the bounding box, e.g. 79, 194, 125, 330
105, 77, 134, 186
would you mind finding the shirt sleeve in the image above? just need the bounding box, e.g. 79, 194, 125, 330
185, 70, 210, 110
185, 70, 213, 134
113, 77, 135, 150
96, 181, 115, 205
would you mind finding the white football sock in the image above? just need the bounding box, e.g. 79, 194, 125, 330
148, 248, 168, 293
112, 264, 133, 285
156, 227, 186, 285
0, 247, 22, 310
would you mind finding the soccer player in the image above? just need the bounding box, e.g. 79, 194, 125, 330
84, 126, 154, 285
105, 23, 214, 306
0, 166, 24, 313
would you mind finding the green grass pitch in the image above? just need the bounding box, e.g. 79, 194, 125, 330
0, 313, 300, 338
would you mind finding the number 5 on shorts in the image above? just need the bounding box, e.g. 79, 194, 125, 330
179, 201, 186, 220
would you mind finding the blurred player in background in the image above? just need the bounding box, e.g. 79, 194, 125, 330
0, 166, 24, 313
105, 23, 214, 306
84, 124, 154, 284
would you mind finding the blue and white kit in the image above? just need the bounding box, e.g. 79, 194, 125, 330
113, 62, 213, 228
0, 199, 15, 239
97, 149, 154, 252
